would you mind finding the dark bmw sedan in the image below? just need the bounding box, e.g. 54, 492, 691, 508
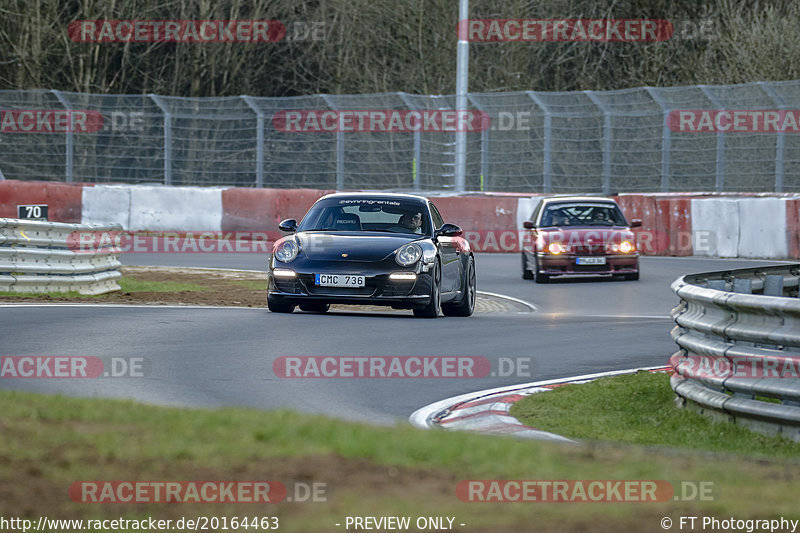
521, 196, 641, 283
267, 193, 476, 318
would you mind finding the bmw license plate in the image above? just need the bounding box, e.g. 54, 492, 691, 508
576, 257, 606, 265
315, 274, 365, 287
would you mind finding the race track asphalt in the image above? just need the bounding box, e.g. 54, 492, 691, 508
0, 254, 787, 424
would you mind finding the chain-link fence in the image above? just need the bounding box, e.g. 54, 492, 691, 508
3, 81, 800, 192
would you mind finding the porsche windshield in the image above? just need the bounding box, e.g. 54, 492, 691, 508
298, 198, 430, 235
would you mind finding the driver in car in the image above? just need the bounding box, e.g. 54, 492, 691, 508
394, 212, 423, 233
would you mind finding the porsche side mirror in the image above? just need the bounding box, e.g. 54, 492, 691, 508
437, 223, 463, 237
630, 219, 642, 228
278, 218, 298, 232
523, 221, 535, 229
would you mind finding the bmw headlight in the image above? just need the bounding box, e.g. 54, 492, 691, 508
608, 240, 635, 254
395, 243, 422, 266
274, 238, 299, 262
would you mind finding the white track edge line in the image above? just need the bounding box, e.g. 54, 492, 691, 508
409, 365, 667, 430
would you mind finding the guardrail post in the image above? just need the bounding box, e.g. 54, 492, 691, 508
320, 94, 343, 190
584, 91, 611, 195
242, 96, 265, 188
149, 94, 172, 186
51, 90, 74, 183
732, 277, 752, 294
764, 274, 784, 296
527, 91, 552, 193
699, 86, 726, 192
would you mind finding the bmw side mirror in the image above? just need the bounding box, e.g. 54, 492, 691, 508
630, 219, 642, 228
523, 221, 534, 229
436, 223, 463, 237
278, 218, 298, 232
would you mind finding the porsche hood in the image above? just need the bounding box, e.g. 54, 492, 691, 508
295, 232, 420, 262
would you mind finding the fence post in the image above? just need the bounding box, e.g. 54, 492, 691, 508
149, 94, 172, 186
699, 86, 725, 192
50, 90, 74, 183
527, 91, 552, 194
454, 0, 469, 193
242, 96, 265, 188
466, 95, 488, 192
320, 94, 343, 190
584, 91, 611, 195
398, 92, 422, 191
644, 87, 672, 192
758, 81, 786, 193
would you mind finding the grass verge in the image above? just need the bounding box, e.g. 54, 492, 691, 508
117, 277, 207, 293
510, 371, 800, 458
0, 278, 207, 299
1, 389, 798, 533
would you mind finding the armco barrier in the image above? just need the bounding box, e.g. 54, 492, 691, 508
7, 179, 800, 258
737, 198, 788, 258
670, 265, 800, 441
690, 198, 740, 257
127, 186, 223, 232
787, 199, 800, 259
656, 197, 692, 256
0, 180, 83, 222
221, 187, 330, 231
0, 218, 122, 295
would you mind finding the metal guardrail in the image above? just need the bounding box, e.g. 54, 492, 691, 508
670, 265, 800, 442
0, 218, 122, 295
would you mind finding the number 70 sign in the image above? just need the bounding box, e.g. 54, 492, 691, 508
17, 204, 48, 220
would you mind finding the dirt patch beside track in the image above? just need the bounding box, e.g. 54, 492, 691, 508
0, 266, 532, 313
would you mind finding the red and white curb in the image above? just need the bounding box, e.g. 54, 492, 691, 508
409, 366, 671, 442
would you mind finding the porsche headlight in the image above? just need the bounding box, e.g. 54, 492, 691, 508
395, 243, 422, 266
274, 238, 299, 262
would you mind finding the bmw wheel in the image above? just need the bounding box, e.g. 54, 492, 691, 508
533, 257, 550, 284
522, 253, 533, 280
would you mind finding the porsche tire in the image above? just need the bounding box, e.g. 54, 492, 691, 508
443, 256, 475, 317
299, 302, 330, 313
414, 261, 441, 318
268, 295, 295, 313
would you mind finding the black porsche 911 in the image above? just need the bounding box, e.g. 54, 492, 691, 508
267, 192, 476, 318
